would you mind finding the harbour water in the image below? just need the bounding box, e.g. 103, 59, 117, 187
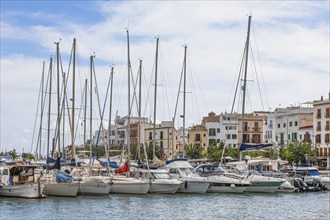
1, 192, 329, 219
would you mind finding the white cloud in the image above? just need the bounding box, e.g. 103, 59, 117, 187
0, 1, 329, 153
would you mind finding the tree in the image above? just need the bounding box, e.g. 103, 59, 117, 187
280, 142, 314, 165
206, 143, 223, 161
22, 153, 35, 160
185, 144, 202, 159
8, 150, 18, 159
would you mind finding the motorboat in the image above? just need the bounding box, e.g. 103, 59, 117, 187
164, 158, 210, 193
0, 164, 46, 198
294, 165, 329, 190
195, 164, 250, 193
139, 169, 182, 194
223, 163, 286, 193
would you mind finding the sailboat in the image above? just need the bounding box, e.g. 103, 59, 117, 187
223, 15, 287, 193
109, 30, 150, 194
43, 39, 79, 197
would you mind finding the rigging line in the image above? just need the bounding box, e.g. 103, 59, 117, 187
225, 46, 246, 113
172, 54, 185, 127
250, 44, 265, 111
31, 62, 45, 154
130, 66, 140, 116
73, 78, 88, 145
187, 50, 204, 121
94, 74, 112, 160
143, 50, 156, 120
252, 24, 270, 109
158, 43, 172, 120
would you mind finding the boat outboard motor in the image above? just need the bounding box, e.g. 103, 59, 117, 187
293, 178, 303, 191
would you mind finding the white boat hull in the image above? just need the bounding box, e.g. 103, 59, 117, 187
149, 180, 181, 194
110, 178, 150, 194
208, 185, 246, 193
78, 182, 111, 195
177, 180, 210, 193
0, 183, 45, 198
44, 182, 79, 197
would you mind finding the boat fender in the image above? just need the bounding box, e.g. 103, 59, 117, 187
230, 184, 235, 188
184, 181, 188, 189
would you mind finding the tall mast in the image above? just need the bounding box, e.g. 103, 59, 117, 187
138, 59, 142, 160
83, 78, 87, 149
71, 38, 77, 159
127, 30, 131, 168
55, 40, 61, 157
239, 15, 252, 159
47, 57, 53, 160
89, 54, 95, 162
182, 45, 187, 158
153, 37, 159, 158
107, 67, 114, 149
38, 61, 45, 160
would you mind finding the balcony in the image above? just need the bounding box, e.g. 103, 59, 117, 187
316, 126, 321, 131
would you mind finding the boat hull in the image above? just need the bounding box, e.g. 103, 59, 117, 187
110, 178, 150, 194
177, 180, 210, 193
44, 182, 79, 197
78, 182, 111, 195
148, 180, 181, 194
0, 183, 45, 198
208, 184, 247, 193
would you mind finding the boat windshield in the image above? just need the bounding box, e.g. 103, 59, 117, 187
179, 168, 196, 176
153, 172, 172, 179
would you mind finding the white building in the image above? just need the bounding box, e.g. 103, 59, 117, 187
202, 111, 221, 145
274, 106, 313, 147
219, 113, 238, 148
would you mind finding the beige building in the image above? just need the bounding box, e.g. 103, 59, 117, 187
313, 94, 330, 169
188, 125, 208, 152
238, 113, 265, 146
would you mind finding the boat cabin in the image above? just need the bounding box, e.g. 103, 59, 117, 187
0, 165, 38, 186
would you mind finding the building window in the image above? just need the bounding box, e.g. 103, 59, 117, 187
244, 122, 248, 132
316, 134, 321, 143
283, 123, 286, 128
209, 139, 216, 145
227, 134, 231, 139
160, 131, 163, 139
252, 134, 260, 143
289, 122, 292, 127
149, 132, 152, 140
254, 122, 259, 131
288, 134, 290, 140
232, 134, 237, 139
317, 121, 321, 131
217, 128, 220, 133
195, 134, 201, 142
326, 108, 330, 118
325, 134, 330, 143
326, 121, 330, 130
292, 133, 297, 142
209, 128, 216, 136
278, 124, 280, 128
294, 121, 298, 126
317, 109, 321, 118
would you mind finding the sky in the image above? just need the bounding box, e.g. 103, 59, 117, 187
1, 0, 329, 154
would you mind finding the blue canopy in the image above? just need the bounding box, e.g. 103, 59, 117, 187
239, 143, 272, 152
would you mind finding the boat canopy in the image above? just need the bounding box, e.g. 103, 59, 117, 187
239, 143, 272, 152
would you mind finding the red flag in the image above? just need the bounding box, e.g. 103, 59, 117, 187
115, 162, 129, 174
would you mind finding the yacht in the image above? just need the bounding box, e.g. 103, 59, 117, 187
195, 164, 250, 193
43, 171, 79, 197
164, 158, 210, 193
139, 169, 182, 194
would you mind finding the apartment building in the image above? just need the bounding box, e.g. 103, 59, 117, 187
201, 111, 221, 145
237, 112, 265, 146
275, 106, 313, 147
188, 124, 208, 151
313, 94, 330, 169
